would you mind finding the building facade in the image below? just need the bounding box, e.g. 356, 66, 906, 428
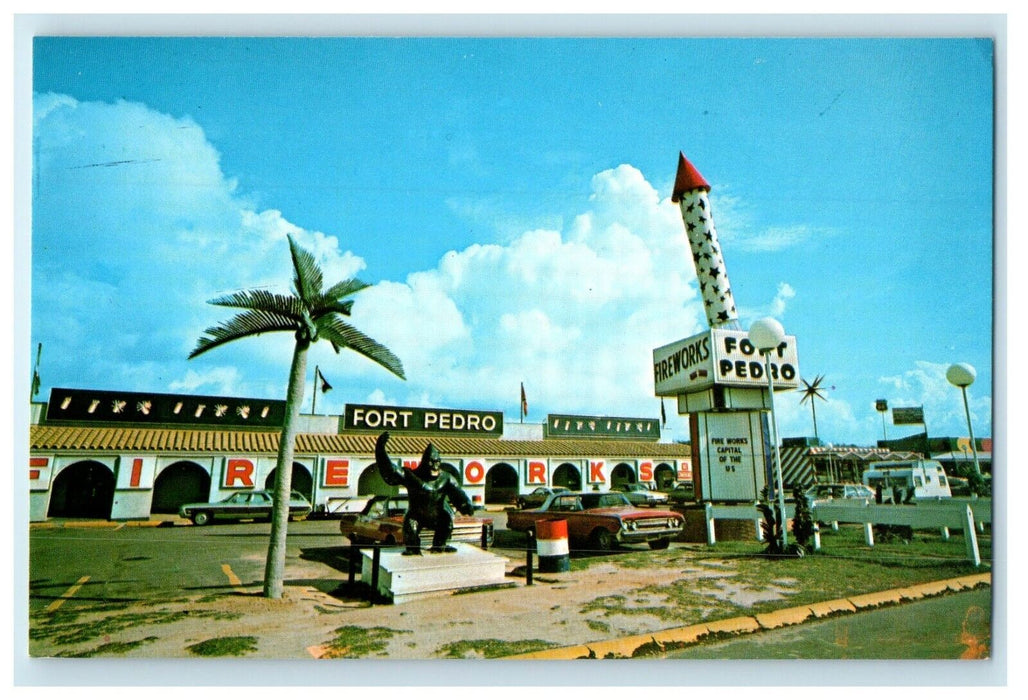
28, 388, 692, 522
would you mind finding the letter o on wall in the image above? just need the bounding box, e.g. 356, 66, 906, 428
464, 461, 485, 484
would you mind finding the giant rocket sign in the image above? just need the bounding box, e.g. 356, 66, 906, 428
671, 152, 738, 329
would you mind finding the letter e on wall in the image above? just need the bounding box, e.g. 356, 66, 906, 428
324, 459, 349, 487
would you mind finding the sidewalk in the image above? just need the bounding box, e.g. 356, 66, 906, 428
505, 572, 992, 659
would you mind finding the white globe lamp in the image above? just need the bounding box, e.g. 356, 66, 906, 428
947, 363, 981, 476
749, 317, 788, 550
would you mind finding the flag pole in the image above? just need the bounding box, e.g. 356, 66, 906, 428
311, 366, 319, 415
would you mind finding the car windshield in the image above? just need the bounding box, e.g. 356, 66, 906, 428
580, 493, 629, 508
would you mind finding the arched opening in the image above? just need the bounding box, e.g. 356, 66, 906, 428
654, 463, 677, 489
264, 462, 313, 501
552, 462, 582, 490
440, 462, 462, 485
47, 460, 115, 519
484, 462, 518, 505
151, 461, 211, 513
610, 463, 637, 491
357, 463, 400, 496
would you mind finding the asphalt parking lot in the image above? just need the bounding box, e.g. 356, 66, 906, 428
26, 511, 993, 668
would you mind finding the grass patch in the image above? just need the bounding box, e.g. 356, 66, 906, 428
435, 638, 558, 659
586, 619, 611, 633
577, 525, 990, 624
186, 635, 258, 657
31, 608, 242, 646
320, 625, 411, 658
57, 636, 159, 657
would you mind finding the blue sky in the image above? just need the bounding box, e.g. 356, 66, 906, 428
27, 34, 996, 446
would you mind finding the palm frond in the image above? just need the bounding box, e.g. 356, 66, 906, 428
317, 316, 405, 380
287, 234, 324, 304
189, 309, 298, 358
207, 289, 306, 319
321, 278, 371, 303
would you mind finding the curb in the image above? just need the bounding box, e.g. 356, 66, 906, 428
504, 572, 992, 660
31, 518, 189, 529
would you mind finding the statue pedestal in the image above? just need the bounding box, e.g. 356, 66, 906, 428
361, 542, 510, 604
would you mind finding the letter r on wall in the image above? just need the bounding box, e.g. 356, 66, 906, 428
225, 459, 255, 488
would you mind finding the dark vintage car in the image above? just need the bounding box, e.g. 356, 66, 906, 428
178, 490, 312, 526
617, 482, 670, 507
505, 491, 684, 551
516, 486, 570, 510
667, 480, 696, 504
339, 494, 494, 548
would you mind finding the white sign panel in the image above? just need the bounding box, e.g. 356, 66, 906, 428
695, 411, 768, 502
711, 329, 800, 389
653, 330, 715, 396
653, 328, 799, 396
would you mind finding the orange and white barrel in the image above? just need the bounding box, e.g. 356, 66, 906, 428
536, 519, 570, 573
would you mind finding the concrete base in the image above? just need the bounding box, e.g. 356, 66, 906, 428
361, 542, 510, 604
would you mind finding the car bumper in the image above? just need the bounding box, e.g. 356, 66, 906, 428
616, 526, 681, 544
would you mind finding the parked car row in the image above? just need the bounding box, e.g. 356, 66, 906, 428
339, 494, 494, 548
506, 490, 684, 551
803, 483, 875, 507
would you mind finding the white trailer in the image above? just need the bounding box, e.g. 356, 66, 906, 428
862, 460, 953, 502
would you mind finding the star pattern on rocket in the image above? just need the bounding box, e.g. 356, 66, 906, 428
678, 188, 738, 327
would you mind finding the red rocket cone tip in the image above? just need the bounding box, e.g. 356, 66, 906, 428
671, 151, 710, 202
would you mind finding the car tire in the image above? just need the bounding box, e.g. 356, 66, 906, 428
591, 528, 616, 552
192, 511, 211, 526
648, 537, 671, 550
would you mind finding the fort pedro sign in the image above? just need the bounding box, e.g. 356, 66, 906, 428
344, 403, 504, 437
653, 328, 800, 396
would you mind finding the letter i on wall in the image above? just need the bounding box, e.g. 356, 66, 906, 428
671, 152, 739, 329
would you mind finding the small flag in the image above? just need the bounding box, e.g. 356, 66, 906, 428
31, 342, 42, 398
317, 368, 333, 393
661, 399, 667, 427
520, 383, 528, 420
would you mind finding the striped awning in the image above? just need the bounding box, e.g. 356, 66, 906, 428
29, 424, 692, 461
776, 446, 925, 488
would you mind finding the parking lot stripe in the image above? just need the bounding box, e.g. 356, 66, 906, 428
221, 564, 247, 593
45, 575, 90, 613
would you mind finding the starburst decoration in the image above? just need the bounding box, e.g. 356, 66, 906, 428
799, 375, 832, 440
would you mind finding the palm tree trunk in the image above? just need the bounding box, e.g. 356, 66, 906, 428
263, 338, 310, 599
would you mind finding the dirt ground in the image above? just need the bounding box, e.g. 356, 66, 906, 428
30, 543, 794, 660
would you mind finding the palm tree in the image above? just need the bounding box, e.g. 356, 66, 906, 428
189, 235, 405, 598
799, 374, 829, 442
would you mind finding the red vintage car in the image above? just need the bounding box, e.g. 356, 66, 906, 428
506, 491, 684, 551
339, 494, 494, 548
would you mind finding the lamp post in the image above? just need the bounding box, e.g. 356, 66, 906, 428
750, 317, 788, 551
946, 363, 982, 476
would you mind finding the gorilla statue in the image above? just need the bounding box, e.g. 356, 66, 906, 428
375, 431, 475, 555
